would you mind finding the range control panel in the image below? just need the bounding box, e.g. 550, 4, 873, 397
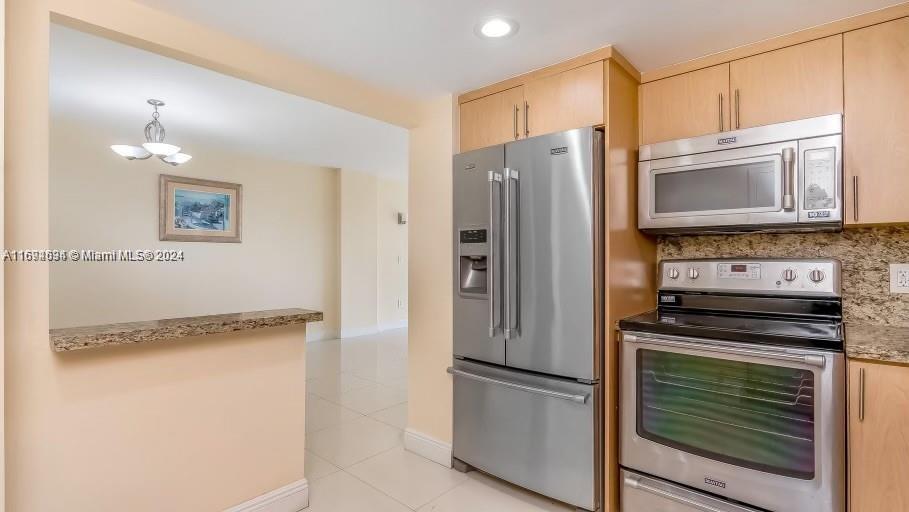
659, 258, 841, 297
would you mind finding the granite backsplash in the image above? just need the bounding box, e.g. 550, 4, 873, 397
658, 226, 909, 326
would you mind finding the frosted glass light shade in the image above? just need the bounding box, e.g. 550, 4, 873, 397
161, 153, 193, 166
142, 142, 181, 157
111, 145, 151, 160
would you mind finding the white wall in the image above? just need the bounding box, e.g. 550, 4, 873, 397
49, 117, 340, 340
339, 170, 408, 337
377, 178, 408, 330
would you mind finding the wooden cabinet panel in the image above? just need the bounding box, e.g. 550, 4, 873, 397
730, 35, 843, 129
459, 86, 524, 152
640, 63, 730, 144
844, 18, 909, 225
524, 62, 604, 138
849, 360, 909, 511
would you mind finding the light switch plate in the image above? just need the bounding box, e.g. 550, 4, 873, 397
890, 264, 909, 293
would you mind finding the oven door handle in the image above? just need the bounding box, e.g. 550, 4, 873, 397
623, 333, 826, 368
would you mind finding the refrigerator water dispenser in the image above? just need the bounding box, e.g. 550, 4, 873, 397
458, 228, 488, 296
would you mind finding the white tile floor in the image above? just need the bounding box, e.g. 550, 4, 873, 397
304, 329, 573, 511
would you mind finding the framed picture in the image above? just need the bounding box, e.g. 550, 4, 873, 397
159, 174, 242, 243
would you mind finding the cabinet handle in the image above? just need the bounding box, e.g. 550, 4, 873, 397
524, 101, 530, 137
735, 89, 741, 129
513, 105, 519, 140
718, 93, 724, 132
859, 367, 866, 422
852, 175, 859, 223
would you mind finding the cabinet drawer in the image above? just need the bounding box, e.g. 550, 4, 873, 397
451, 359, 598, 510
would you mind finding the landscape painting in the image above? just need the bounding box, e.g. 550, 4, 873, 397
160, 175, 242, 243
173, 188, 230, 231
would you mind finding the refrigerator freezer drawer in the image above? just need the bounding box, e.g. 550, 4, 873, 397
622, 470, 761, 512
451, 359, 599, 510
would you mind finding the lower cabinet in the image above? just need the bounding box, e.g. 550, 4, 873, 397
848, 360, 909, 511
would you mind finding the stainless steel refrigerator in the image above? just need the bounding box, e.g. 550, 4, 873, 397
449, 126, 604, 511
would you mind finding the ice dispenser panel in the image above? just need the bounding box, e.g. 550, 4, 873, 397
458, 228, 488, 296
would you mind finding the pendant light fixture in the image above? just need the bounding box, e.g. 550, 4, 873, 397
111, 99, 192, 166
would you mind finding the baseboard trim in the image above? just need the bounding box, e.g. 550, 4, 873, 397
404, 428, 452, 468
339, 326, 380, 339
378, 320, 408, 331
224, 478, 309, 512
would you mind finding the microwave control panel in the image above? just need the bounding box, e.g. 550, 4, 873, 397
803, 147, 837, 211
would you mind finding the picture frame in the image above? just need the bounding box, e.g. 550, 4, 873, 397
159, 174, 242, 243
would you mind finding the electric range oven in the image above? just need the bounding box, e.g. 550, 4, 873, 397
619, 258, 845, 512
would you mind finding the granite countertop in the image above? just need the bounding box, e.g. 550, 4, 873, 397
50, 308, 323, 352
845, 323, 909, 365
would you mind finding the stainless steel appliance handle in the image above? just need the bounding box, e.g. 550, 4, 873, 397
718, 93, 724, 132
782, 147, 795, 211
624, 475, 729, 512
853, 175, 859, 223
447, 367, 588, 404
623, 333, 826, 368
524, 101, 530, 136
503, 168, 520, 339
859, 366, 866, 422
513, 105, 519, 140
487, 171, 502, 337
734, 88, 741, 130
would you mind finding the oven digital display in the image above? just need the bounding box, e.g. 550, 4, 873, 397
717, 263, 761, 279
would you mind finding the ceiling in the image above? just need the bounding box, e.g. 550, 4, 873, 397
50, 24, 408, 179
133, 0, 900, 97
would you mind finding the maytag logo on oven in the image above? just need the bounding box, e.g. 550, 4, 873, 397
704, 477, 727, 489
550, 146, 568, 155
717, 136, 737, 145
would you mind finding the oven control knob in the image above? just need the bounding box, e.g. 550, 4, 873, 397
809, 269, 826, 283
687, 267, 700, 280
667, 267, 680, 280
782, 268, 798, 282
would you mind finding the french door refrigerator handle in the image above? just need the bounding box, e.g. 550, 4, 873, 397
503, 168, 520, 340
487, 171, 502, 337
624, 475, 730, 512
623, 333, 826, 368
447, 367, 588, 404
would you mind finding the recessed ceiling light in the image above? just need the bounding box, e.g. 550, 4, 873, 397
476, 18, 518, 39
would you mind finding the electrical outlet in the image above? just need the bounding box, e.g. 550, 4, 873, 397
890, 264, 909, 293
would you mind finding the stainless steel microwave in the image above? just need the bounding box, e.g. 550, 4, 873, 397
638, 114, 843, 234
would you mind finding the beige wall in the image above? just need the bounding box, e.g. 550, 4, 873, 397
340, 169, 379, 337
377, 178, 408, 329
407, 96, 456, 444
49, 118, 340, 340
339, 171, 409, 336
0, 0, 5, 507
5, 0, 421, 510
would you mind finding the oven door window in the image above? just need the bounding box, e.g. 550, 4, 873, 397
652, 156, 781, 217
637, 349, 815, 479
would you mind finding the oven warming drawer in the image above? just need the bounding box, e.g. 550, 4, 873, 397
622, 469, 761, 512
450, 359, 600, 511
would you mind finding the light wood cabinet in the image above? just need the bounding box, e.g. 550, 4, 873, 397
848, 360, 909, 511
524, 61, 604, 138
459, 86, 525, 152
640, 63, 730, 145
844, 18, 909, 225
729, 35, 842, 130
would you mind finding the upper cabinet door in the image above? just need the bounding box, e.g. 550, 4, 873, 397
459, 86, 525, 152
640, 63, 730, 145
844, 18, 909, 225
730, 35, 843, 130
524, 62, 604, 138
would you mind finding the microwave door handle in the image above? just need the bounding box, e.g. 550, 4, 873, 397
782, 147, 795, 211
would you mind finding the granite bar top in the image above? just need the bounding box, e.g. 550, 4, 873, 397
50, 308, 323, 352
845, 323, 909, 365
